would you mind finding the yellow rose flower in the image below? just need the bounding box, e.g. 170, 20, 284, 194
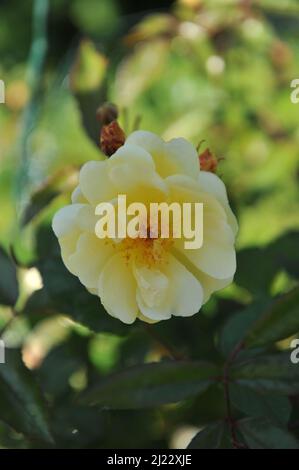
52, 131, 238, 324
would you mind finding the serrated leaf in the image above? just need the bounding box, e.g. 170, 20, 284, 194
244, 286, 299, 348
0, 247, 19, 306
231, 353, 299, 394
188, 421, 232, 449
0, 349, 53, 444
238, 417, 299, 449
230, 383, 291, 426
79, 361, 219, 409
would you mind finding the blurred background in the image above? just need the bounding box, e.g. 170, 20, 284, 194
0, 0, 299, 449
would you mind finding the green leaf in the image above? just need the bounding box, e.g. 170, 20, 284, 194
0, 349, 54, 444
0, 246, 19, 306
235, 247, 277, 296
70, 40, 107, 93
256, 0, 299, 16
22, 167, 80, 226
231, 353, 299, 394
219, 299, 270, 356
22, 187, 59, 226
271, 231, 299, 279
230, 383, 291, 426
51, 405, 104, 449
188, 421, 232, 449
238, 417, 299, 449
79, 361, 219, 409
235, 232, 299, 295
244, 286, 299, 348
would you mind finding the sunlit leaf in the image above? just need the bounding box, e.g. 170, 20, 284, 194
70, 40, 107, 93
114, 40, 169, 106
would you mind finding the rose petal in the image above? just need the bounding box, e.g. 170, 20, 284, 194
98, 253, 138, 324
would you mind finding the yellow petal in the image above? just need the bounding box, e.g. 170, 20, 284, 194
68, 233, 115, 289
126, 130, 163, 156
135, 254, 203, 321
71, 186, 87, 204
171, 245, 234, 302
52, 204, 85, 238
164, 138, 199, 179
162, 254, 203, 317
108, 143, 167, 201
98, 253, 138, 324
198, 171, 238, 235
166, 175, 236, 280
79, 160, 117, 205
174, 217, 236, 280
127, 131, 199, 179
134, 263, 172, 321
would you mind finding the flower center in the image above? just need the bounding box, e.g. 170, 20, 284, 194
120, 235, 173, 268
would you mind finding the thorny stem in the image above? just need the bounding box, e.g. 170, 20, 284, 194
222, 340, 246, 449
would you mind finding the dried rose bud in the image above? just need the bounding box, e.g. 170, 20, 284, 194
199, 148, 218, 173
96, 102, 118, 126
100, 120, 126, 156
199, 148, 219, 173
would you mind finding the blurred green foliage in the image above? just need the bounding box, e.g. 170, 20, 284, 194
0, 0, 299, 449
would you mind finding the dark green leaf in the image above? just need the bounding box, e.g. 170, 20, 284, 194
230, 383, 291, 425
238, 417, 299, 449
219, 299, 270, 356
235, 232, 299, 295
188, 421, 232, 449
0, 349, 53, 444
235, 247, 277, 296
231, 353, 299, 394
0, 246, 19, 306
22, 187, 59, 226
271, 231, 299, 279
244, 286, 299, 348
51, 405, 104, 449
79, 361, 219, 409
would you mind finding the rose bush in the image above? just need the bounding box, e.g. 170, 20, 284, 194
52, 131, 238, 324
